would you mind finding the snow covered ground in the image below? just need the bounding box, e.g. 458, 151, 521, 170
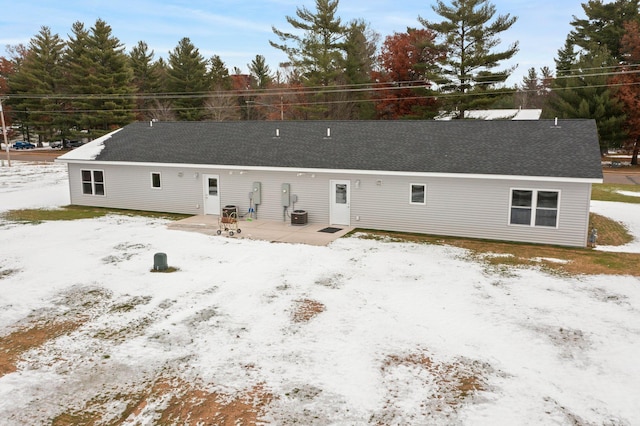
1, 161, 639, 425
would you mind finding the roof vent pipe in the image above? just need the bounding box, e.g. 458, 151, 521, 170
276, 128, 280, 137
554, 117, 558, 126
150, 120, 153, 127
327, 127, 331, 137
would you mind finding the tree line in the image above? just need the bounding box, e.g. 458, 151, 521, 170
1, 0, 639, 156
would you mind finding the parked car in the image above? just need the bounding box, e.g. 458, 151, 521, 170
12, 141, 36, 149
63, 140, 84, 148
49, 141, 63, 149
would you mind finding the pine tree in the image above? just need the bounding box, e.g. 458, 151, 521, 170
64, 20, 134, 137
570, 0, 640, 61
208, 55, 231, 90
515, 66, 553, 109
248, 55, 273, 90
555, 38, 577, 76
341, 20, 378, 119
7, 26, 66, 144
166, 37, 208, 121
205, 55, 237, 121
270, 0, 348, 118
147, 57, 175, 121
129, 41, 161, 120
63, 22, 90, 91
419, 0, 519, 118
550, 46, 626, 152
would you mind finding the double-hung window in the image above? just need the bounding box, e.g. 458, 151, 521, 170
81, 170, 105, 196
410, 183, 427, 205
510, 189, 559, 227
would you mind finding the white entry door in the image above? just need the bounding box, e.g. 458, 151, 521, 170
203, 174, 221, 215
330, 180, 350, 226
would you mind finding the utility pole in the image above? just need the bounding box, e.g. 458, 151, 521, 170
0, 98, 10, 167
280, 96, 284, 121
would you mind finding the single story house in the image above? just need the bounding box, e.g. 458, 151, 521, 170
57, 119, 603, 247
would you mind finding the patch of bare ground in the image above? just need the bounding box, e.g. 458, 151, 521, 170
0, 286, 113, 377
157, 380, 272, 425
0, 318, 86, 377
51, 377, 273, 425
291, 298, 325, 323
373, 349, 494, 423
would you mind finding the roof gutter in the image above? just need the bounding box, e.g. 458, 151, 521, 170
53, 159, 603, 184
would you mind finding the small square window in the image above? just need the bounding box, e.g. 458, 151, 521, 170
410, 184, 426, 205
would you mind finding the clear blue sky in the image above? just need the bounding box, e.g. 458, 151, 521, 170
0, 0, 585, 86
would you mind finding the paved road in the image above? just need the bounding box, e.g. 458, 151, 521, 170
602, 171, 640, 185
1, 149, 64, 163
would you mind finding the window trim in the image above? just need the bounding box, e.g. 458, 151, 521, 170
81, 169, 106, 197
151, 172, 162, 189
409, 183, 427, 205
508, 188, 560, 228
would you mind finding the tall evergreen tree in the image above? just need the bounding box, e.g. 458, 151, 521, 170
248, 55, 273, 90
61, 21, 91, 133
570, 0, 640, 61
7, 26, 65, 144
129, 41, 161, 120
208, 55, 231, 90
549, 45, 626, 152
419, 0, 519, 118
515, 66, 553, 110
166, 37, 208, 121
243, 55, 272, 120
63, 22, 90, 93
555, 38, 577, 76
147, 57, 175, 121
551, 0, 639, 153
206, 55, 238, 121
340, 20, 378, 119
63, 20, 134, 136
270, 0, 348, 118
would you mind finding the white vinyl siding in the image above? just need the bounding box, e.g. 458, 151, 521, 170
70, 164, 201, 214
66, 163, 593, 247
349, 176, 589, 247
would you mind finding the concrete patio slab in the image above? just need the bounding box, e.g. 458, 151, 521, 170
167, 215, 354, 246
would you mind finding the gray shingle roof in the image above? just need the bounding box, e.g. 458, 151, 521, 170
93, 119, 603, 179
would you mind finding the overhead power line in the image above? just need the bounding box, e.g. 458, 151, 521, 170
5, 64, 640, 103
4, 64, 640, 115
